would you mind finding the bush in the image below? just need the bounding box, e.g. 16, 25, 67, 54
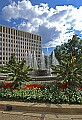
0, 53, 33, 88
0, 84, 82, 104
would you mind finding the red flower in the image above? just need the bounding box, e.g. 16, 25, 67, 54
77, 86, 82, 90
0, 82, 16, 90
57, 82, 68, 89
23, 84, 43, 90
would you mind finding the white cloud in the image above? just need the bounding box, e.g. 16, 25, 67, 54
2, 0, 82, 48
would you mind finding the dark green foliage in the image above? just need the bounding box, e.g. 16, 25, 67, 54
52, 54, 82, 89
51, 35, 82, 89
0, 53, 33, 88
54, 34, 82, 63
8, 53, 16, 66
0, 86, 82, 104
6, 59, 33, 87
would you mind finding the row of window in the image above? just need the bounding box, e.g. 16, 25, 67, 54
2, 46, 41, 51
2, 51, 41, 56
2, 40, 41, 46
2, 35, 41, 41
0, 54, 41, 61
0, 26, 41, 41
2, 38, 41, 44
0, 58, 41, 65
2, 42, 41, 47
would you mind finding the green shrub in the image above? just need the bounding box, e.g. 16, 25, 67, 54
0, 53, 33, 88
52, 54, 82, 89
0, 86, 82, 104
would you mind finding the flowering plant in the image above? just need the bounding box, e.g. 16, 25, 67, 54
24, 84, 43, 90
0, 82, 43, 90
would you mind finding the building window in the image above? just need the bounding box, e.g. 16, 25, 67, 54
32, 34, 33, 39
0, 43, 2, 46
0, 26, 2, 32
3, 27, 5, 33
34, 35, 36, 40
3, 48, 5, 50
8, 28, 10, 34
11, 29, 13, 34
16, 30, 17, 35
6, 28, 7, 33
14, 29, 15, 35
40, 36, 41, 41
3, 34, 5, 37
3, 43, 5, 46
0, 33, 2, 37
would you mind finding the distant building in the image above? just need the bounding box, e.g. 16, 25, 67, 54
0, 24, 42, 67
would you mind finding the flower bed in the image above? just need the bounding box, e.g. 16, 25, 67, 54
0, 82, 43, 90
23, 83, 43, 90
0, 82, 82, 90
0, 82, 16, 90
57, 82, 68, 89
0, 82, 82, 104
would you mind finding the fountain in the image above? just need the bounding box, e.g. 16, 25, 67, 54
26, 51, 30, 67
46, 47, 50, 70
28, 51, 32, 67
25, 49, 58, 81
33, 51, 38, 70
52, 51, 59, 66
41, 51, 46, 70
26, 50, 38, 69
26, 51, 28, 66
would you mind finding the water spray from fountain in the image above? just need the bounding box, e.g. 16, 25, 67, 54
26, 51, 28, 66
46, 47, 50, 70
52, 51, 59, 66
28, 51, 32, 67
26, 50, 38, 69
33, 51, 38, 70
41, 51, 46, 70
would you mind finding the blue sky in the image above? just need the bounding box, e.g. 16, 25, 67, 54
0, 0, 82, 55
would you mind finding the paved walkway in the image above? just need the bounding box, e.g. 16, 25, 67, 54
1, 110, 82, 120
0, 101, 82, 120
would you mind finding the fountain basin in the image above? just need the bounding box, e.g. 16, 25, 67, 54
31, 69, 48, 76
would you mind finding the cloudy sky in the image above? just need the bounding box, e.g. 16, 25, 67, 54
0, 0, 82, 54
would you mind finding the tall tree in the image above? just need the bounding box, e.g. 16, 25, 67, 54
54, 34, 82, 63
51, 34, 82, 89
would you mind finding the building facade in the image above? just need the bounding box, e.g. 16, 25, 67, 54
0, 25, 42, 68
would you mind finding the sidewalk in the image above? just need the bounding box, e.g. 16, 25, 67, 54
0, 101, 82, 120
